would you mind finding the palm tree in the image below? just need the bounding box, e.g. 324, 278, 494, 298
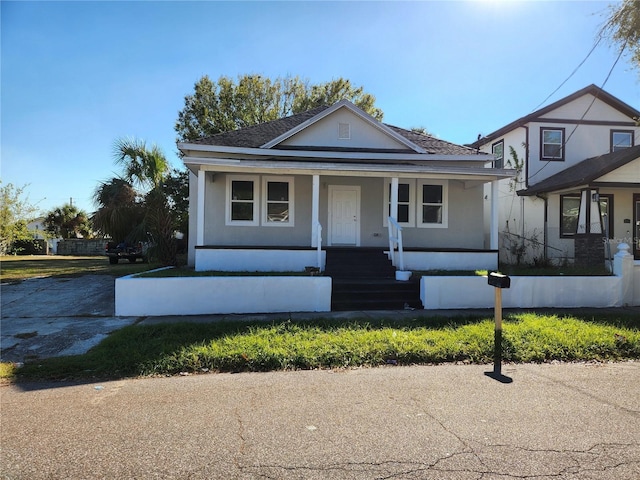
95, 137, 177, 265
92, 178, 144, 243
113, 137, 169, 190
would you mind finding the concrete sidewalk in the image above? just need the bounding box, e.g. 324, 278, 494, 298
2, 362, 639, 479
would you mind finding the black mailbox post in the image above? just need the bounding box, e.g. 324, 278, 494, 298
486, 272, 512, 383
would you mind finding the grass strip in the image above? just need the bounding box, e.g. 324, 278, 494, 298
10, 313, 639, 381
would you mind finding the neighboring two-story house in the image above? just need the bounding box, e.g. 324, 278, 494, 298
472, 85, 640, 264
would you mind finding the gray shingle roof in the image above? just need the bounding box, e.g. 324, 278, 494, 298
518, 144, 640, 196
188, 105, 479, 156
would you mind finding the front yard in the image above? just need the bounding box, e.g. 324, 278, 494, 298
4, 311, 639, 382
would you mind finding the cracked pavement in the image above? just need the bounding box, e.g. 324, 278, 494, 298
2, 362, 639, 479
1, 275, 138, 362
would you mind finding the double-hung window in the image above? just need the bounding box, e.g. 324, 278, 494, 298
226, 175, 295, 227
262, 176, 294, 226
492, 140, 504, 169
383, 179, 415, 227
560, 194, 581, 237
541, 128, 565, 161
227, 175, 259, 226
610, 130, 634, 152
418, 180, 448, 228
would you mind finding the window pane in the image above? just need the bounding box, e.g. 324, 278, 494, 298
543, 130, 562, 144
423, 185, 442, 204
398, 184, 410, 203
561, 197, 580, 235
232, 181, 254, 201
231, 202, 253, 221
493, 142, 504, 169
398, 204, 409, 223
612, 132, 632, 151
266, 203, 288, 222
423, 205, 442, 224
267, 182, 288, 201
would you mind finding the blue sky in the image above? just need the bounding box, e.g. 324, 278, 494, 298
2, 0, 639, 216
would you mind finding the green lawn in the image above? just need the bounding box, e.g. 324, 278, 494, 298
0, 255, 161, 282
7, 312, 639, 382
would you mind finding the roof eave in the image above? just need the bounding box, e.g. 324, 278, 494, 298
178, 142, 491, 162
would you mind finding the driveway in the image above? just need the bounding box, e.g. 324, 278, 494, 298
0, 275, 138, 363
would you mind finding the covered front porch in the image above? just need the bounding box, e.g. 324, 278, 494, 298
190, 169, 507, 275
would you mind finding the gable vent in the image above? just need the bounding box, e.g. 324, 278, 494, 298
338, 122, 351, 140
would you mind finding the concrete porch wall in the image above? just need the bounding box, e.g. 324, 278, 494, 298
396, 251, 497, 271
115, 273, 332, 316
421, 275, 622, 309
196, 248, 326, 272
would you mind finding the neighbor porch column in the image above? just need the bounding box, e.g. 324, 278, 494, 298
311, 174, 320, 247
197, 169, 205, 246
490, 180, 499, 250
390, 177, 399, 220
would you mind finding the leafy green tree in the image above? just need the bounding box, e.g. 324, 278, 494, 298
0, 182, 37, 255
161, 168, 189, 238
43, 204, 93, 239
601, 0, 640, 71
175, 74, 383, 142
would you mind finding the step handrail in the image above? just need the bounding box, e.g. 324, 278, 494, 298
387, 216, 405, 271
315, 222, 323, 270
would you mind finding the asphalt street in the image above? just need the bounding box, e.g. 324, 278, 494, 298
1, 275, 640, 479
2, 362, 639, 479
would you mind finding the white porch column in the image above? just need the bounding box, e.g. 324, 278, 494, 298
490, 180, 499, 250
390, 177, 399, 220
311, 174, 320, 247
197, 169, 205, 246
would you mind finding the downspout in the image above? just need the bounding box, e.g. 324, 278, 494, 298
523, 125, 530, 189
536, 194, 548, 261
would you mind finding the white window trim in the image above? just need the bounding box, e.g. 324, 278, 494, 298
417, 179, 448, 228
226, 174, 259, 226
382, 178, 415, 227
261, 176, 295, 227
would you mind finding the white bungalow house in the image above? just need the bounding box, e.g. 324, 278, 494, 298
177, 100, 514, 310
472, 85, 640, 265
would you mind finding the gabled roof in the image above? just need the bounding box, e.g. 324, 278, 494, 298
472, 84, 640, 148
517, 144, 640, 196
186, 102, 478, 156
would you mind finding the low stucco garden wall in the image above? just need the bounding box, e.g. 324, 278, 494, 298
115, 273, 332, 316
421, 275, 623, 309
195, 248, 325, 272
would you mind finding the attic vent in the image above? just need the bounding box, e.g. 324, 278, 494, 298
338, 122, 351, 140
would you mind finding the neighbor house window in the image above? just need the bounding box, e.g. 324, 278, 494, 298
610, 130, 633, 152
599, 194, 614, 238
418, 180, 448, 228
262, 176, 294, 226
226, 175, 259, 226
560, 194, 581, 237
383, 179, 415, 227
492, 140, 504, 169
541, 128, 565, 161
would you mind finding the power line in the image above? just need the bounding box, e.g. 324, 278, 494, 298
530, 36, 603, 113
528, 40, 628, 182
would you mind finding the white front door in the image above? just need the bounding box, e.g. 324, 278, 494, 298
328, 185, 360, 246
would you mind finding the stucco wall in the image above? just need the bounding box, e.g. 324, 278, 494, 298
115, 273, 332, 316
200, 173, 487, 250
